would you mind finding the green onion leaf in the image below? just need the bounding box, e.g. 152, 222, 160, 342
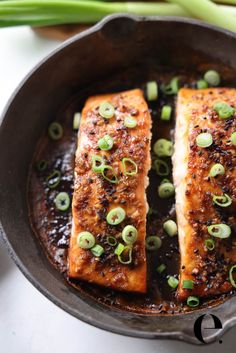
124, 116, 137, 129
213, 193, 232, 207
122, 157, 138, 176
145, 236, 162, 251
213, 102, 235, 119
46, 170, 61, 189
204, 70, 221, 86
54, 192, 70, 211
36, 159, 47, 172
197, 79, 208, 89
167, 276, 179, 289
157, 264, 166, 274
146, 81, 158, 101
73, 112, 81, 130
230, 132, 236, 146
209, 163, 225, 177
106, 207, 126, 225
118, 245, 133, 265
163, 220, 178, 237
101, 165, 118, 184
91, 244, 104, 257
77, 231, 95, 249
153, 138, 174, 157
48, 122, 63, 140
161, 105, 172, 121
99, 102, 115, 119
196, 132, 213, 148
158, 181, 175, 199
153, 159, 170, 176
122, 225, 138, 245
204, 238, 215, 251
182, 279, 194, 290
106, 236, 117, 247
162, 77, 179, 95
114, 243, 125, 256
229, 265, 236, 288
91, 155, 105, 173
187, 296, 200, 307
98, 134, 114, 151
207, 223, 231, 239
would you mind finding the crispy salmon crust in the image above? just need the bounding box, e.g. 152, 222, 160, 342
68, 89, 151, 293
173, 88, 236, 301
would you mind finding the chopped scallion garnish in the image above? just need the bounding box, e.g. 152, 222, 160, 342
124, 116, 137, 129
197, 79, 208, 89
91, 244, 104, 257
101, 165, 118, 184
167, 276, 179, 289
77, 231, 95, 249
46, 170, 61, 189
145, 236, 162, 251
48, 122, 63, 140
163, 220, 178, 237
204, 238, 215, 251
229, 265, 236, 288
36, 159, 47, 172
106, 236, 117, 247
153, 138, 174, 157
231, 132, 236, 146
207, 223, 231, 239
118, 245, 133, 265
73, 112, 81, 130
196, 132, 213, 148
213, 102, 235, 119
187, 296, 200, 307
106, 207, 126, 225
158, 181, 175, 199
146, 81, 158, 101
98, 134, 114, 151
204, 70, 220, 87
162, 77, 179, 95
213, 193, 232, 207
92, 155, 105, 173
153, 159, 170, 176
209, 163, 225, 177
54, 192, 70, 211
122, 157, 138, 176
122, 225, 138, 245
156, 264, 166, 274
161, 105, 172, 121
182, 280, 194, 290
99, 102, 115, 119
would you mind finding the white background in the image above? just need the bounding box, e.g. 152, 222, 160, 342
0, 26, 235, 353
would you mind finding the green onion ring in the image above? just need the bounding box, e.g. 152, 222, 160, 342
122, 157, 138, 176
153, 159, 169, 176
46, 170, 61, 189
213, 193, 232, 207
54, 192, 70, 212
36, 159, 47, 172
204, 70, 220, 87
122, 225, 138, 245
146, 81, 158, 101
167, 276, 179, 289
187, 296, 200, 307
91, 244, 104, 257
153, 138, 174, 157
207, 224, 231, 239
209, 163, 225, 177
124, 116, 137, 128
106, 236, 117, 247
182, 280, 194, 290
73, 112, 81, 130
77, 231, 95, 249
118, 245, 133, 265
48, 122, 63, 140
145, 236, 162, 251
204, 238, 215, 251
98, 134, 114, 151
101, 165, 118, 184
106, 207, 126, 225
213, 102, 235, 119
158, 181, 175, 199
196, 132, 213, 148
92, 155, 105, 173
114, 243, 125, 256
229, 265, 236, 288
98, 102, 115, 119
163, 220, 178, 237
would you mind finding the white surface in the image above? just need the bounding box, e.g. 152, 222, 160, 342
0, 26, 235, 353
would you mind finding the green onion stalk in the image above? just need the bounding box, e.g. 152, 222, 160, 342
0, 0, 236, 32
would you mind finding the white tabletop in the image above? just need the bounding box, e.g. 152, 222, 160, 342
0, 26, 235, 353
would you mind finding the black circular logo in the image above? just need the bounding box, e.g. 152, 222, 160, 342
194, 314, 222, 344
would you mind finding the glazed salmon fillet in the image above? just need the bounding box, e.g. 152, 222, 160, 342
68, 89, 151, 293
173, 88, 236, 301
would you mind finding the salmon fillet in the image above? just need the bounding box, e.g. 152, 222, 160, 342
173, 88, 236, 301
68, 89, 151, 293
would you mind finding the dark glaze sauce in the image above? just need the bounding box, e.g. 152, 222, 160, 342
28, 66, 235, 314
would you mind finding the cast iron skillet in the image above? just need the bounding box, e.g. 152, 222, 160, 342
0, 15, 236, 345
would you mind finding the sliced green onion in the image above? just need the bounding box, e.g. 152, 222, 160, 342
145, 236, 162, 251
98, 134, 114, 151
77, 231, 95, 249
153, 138, 174, 157
157, 264, 166, 274
161, 105, 172, 121
229, 265, 236, 288
106, 207, 126, 225
187, 296, 200, 307
114, 243, 125, 256
118, 246, 133, 265
153, 159, 170, 176
196, 132, 213, 148
106, 236, 117, 247
46, 170, 61, 189
207, 224, 231, 239
213, 193, 232, 207
163, 220, 178, 237
167, 276, 179, 289
146, 81, 158, 101
98, 102, 115, 119
204, 238, 215, 251
122, 158, 138, 176
162, 77, 179, 95
48, 122, 63, 140
122, 225, 138, 245
54, 192, 70, 211
101, 165, 118, 184
213, 102, 235, 119
182, 280, 194, 290
91, 244, 104, 257
73, 112, 81, 130
204, 70, 220, 86
209, 163, 225, 177
158, 181, 175, 198
92, 155, 105, 173
36, 159, 47, 172
197, 79, 208, 89
124, 116, 137, 128
230, 132, 236, 146
161, 178, 171, 185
